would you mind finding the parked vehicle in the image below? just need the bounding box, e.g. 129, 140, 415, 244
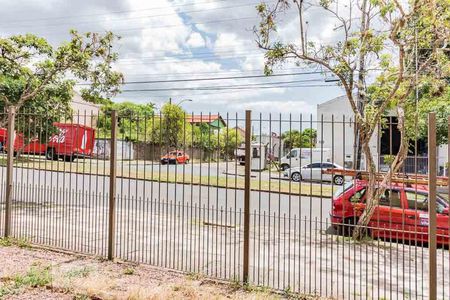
284, 162, 347, 185
160, 150, 189, 165
280, 148, 331, 171
0, 128, 7, 152
330, 180, 450, 246
5, 123, 95, 162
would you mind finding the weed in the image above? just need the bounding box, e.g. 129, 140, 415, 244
123, 267, 135, 275
283, 286, 293, 298
186, 272, 203, 281
0, 237, 13, 247
16, 237, 31, 249
172, 285, 181, 291
72, 293, 90, 300
229, 276, 242, 290
0, 264, 53, 298
0, 237, 31, 248
65, 266, 93, 279
14, 265, 52, 288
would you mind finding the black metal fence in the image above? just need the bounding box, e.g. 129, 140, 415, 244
0, 109, 449, 299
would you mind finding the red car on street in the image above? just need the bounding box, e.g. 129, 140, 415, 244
331, 180, 450, 246
160, 150, 190, 165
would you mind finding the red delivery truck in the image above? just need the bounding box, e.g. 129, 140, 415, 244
6, 123, 95, 162
0, 128, 7, 151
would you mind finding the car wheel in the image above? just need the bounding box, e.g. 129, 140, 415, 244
64, 155, 75, 162
291, 172, 302, 182
45, 148, 58, 161
280, 164, 290, 171
333, 175, 344, 185
339, 217, 359, 236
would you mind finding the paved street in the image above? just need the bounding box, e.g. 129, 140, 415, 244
1, 165, 332, 219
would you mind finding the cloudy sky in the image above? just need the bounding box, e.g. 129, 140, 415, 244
0, 0, 346, 116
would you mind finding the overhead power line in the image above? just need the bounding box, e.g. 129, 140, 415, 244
76, 71, 329, 86
121, 84, 337, 93
121, 81, 338, 92
0, 1, 270, 30
0, 0, 233, 24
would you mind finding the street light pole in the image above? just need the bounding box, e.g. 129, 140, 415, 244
176, 99, 193, 106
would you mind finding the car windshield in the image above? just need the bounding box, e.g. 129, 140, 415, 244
406, 191, 449, 213
333, 182, 353, 198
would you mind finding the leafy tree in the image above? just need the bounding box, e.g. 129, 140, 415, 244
218, 128, 243, 159
193, 123, 218, 154
417, 85, 450, 145
97, 101, 155, 141
140, 103, 197, 149
255, 0, 449, 239
0, 31, 123, 142
282, 129, 317, 149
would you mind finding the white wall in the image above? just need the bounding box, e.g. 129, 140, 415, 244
70, 93, 100, 127
316, 95, 379, 170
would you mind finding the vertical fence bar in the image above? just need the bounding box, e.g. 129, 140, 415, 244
428, 112, 437, 300
243, 110, 251, 283
4, 106, 15, 238
108, 110, 118, 260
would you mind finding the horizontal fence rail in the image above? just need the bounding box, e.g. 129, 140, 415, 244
0, 109, 448, 299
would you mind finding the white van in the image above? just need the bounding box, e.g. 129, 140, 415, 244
280, 148, 332, 170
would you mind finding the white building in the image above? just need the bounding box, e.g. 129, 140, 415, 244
317, 95, 379, 169
317, 95, 448, 174
70, 93, 101, 127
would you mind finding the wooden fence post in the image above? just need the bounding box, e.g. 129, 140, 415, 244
428, 112, 437, 300
108, 110, 118, 260
243, 110, 251, 283
4, 106, 15, 238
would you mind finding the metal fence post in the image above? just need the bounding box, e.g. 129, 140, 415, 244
428, 112, 437, 300
108, 110, 118, 260
243, 110, 251, 283
4, 106, 15, 238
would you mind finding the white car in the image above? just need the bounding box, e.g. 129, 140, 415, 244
283, 162, 346, 185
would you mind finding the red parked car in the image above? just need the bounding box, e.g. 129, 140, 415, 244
331, 180, 450, 246
4, 123, 95, 162
160, 150, 190, 165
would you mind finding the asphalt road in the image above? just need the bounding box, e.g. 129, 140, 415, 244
2, 165, 331, 221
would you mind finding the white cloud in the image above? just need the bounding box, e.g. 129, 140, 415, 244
186, 32, 205, 48
0, 0, 345, 116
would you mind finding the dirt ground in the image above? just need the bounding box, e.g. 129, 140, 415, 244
0, 241, 323, 300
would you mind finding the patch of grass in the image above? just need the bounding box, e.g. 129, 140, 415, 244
72, 293, 90, 300
186, 272, 204, 281
9, 158, 334, 198
0, 264, 52, 298
123, 267, 135, 275
0, 237, 13, 247
0, 237, 31, 248
65, 266, 93, 279
14, 265, 52, 288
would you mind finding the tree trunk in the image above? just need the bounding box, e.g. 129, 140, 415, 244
352, 139, 378, 240
352, 105, 410, 240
